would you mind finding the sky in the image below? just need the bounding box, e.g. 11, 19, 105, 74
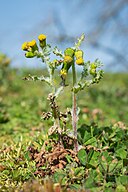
0, 0, 127, 71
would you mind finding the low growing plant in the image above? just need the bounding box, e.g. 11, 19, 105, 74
21, 33, 103, 152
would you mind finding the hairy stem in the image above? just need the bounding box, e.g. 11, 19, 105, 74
72, 62, 78, 152
48, 93, 62, 145
53, 102, 63, 146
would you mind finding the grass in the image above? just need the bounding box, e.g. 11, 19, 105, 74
0, 69, 128, 191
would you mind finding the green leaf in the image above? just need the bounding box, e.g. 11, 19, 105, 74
75, 33, 85, 49
102, 151, 113, 162
87, 149, 94, 163
24, 151, 30, 161
89, 151, 100, 168
116, 176, 128, 186
53, 46, 63, 57
78, 149, 87, 166
84, 137, 97, 147
116, 185, 127, 192
116, 148, 127, 159
53, 170, 66, 183
65, 155, 73, 163
69, 183, 81, 190
74, 167, 85, 177
77, 125, 92, 144
84, 177, 95, 189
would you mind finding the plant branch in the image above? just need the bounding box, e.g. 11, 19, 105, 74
72, 61, 78, 152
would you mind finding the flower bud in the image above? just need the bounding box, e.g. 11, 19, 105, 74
64, 48, 74, 57
90, 63, 97, 69
75, 50, 83, 59
62, 49, 74, 75
90, 68, 96, 76
76, 58, 84, 65
90, 63, 97, 76
25, 52, 35, 58
38, 34, 46, 49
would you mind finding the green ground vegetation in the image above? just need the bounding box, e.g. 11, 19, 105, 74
0, 69, 128, 192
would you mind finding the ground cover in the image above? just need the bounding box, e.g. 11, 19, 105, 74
0, 69, 128, 191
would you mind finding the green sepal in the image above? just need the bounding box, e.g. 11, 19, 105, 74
64, 48, 74, 57
31, 44, 38, 52
90, 63, 97, 76
39, 40, 46, 49
62, 60, 73, 72
60, 59, 73, 86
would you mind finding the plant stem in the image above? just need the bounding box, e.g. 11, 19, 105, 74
48, 93, 63, 146
53, 103, 63, 147
72, 62, 78, 152
54, 117, 61, 134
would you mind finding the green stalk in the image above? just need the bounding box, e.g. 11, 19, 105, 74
72, 62, 78, 152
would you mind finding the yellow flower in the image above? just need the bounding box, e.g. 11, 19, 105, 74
38, 34, 46, 41
21, 42, 29, 51
28, 40, 36, 47
22, 40, 38, 52
76, 58, 84, 65
28, 40, 38, 51
60, 69, 67, 77
64, 55, 73, 63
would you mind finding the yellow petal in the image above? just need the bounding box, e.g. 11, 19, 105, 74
38, 34, 46, 41
76, 58, 84, 65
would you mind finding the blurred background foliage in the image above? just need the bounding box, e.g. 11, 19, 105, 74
0, 0, 128, 71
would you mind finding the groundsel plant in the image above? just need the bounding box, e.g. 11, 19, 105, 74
21, 34, 103, 152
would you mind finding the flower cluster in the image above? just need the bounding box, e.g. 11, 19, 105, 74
21, 34, 46, 58
21, 33, 103, 89
60, 48, 85, 79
